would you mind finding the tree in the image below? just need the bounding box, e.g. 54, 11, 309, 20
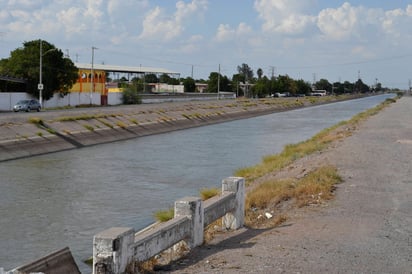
257, 68, 263, 79
375, 82, 382, 92
332, 82, 345, 94
276, 75, 297, 95
343, 81, 354, 93
183, 77, 196, 93
206, 72, 219, 93
295, 79, 312, 95
122, 86, 141, 104
231, 74, 243, 96
0, 39, 78, 100
206, 72, 231, 93
159, 73, 179, 84
251, 76, 270, 98
237, 63, 254, 82
354, 79, 370, 93
315, 79, 332, 92
144, 73, 158, 83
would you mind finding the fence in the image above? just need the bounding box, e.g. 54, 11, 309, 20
92, 177, 245, 274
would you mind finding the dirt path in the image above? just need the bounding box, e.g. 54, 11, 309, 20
162, 97, 412, 273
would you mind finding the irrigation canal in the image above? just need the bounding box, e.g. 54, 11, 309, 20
0, 94, 394, 272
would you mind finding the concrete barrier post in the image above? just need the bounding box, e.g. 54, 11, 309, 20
175, 197, 204, 248
222, 177, 245, 230
93, 227, 135, 274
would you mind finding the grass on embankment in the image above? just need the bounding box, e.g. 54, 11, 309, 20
237, 96, 399, 228
235, 96, 399, 184
153, 96, 398, 227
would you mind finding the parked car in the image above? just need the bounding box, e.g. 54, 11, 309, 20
13, 99, 41, 112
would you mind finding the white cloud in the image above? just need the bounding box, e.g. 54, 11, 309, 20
57, 7, 88, 35
1, 0, 412, 87
381, 7, 411, 38
176, 0, 207, 22
254, 0, 316, 34
139, 0, 208, 41
351, 45, 375, 59
317, 2, 359, 40
215, 23, 252, 42
407, 5, 412, 16
0, 10, 10, 21
139, 6, 182, 41
6, 0, 42, 9
84, 0, 104, 23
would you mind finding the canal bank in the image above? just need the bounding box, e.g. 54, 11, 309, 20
160, 96, 412, 273
0, 95, 361, 162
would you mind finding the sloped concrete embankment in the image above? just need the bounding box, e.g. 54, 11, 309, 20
0, 106, 282, 162
0, 95, 367, 162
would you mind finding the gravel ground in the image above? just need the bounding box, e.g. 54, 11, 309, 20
160, 96, 412, 273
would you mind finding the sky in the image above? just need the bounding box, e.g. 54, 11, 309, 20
1, 0, 412, 89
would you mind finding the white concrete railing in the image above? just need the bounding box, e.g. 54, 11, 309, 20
92, 177, 245, 274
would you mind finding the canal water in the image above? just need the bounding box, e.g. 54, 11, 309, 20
0, 94, 393, 272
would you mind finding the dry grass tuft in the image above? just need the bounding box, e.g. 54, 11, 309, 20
244, 166, 342, 228
200, 187, 220, 200
154, 207, 174, 222
293, 165, 342, 207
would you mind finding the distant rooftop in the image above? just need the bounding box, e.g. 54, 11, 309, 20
75, 63, 179, 76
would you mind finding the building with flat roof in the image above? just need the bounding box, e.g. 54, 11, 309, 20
71, 63, 180, 105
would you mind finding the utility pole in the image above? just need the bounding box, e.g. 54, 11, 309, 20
90, 46, 97, 105
217, 64, 220, 99
39, 40, 43, 107
269, 66, 276, 79
312, 73, 317, 90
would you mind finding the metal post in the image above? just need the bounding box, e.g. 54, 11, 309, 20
39, 40, 43, 107
90, 46, 97, 105
38, 40, 56, 108
217, 64, 220, 100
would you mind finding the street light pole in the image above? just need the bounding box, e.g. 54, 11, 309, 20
217, 64, 220, 100
38, 39, 57, 108
38, 40, 44, 107
90, 46, 97, 105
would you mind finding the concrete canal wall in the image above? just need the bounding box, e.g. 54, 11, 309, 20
0, 96, 353, 162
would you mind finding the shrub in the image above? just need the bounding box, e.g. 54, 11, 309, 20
122, 87, 142, 104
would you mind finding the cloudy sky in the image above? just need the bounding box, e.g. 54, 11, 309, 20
1, 0, 412, 88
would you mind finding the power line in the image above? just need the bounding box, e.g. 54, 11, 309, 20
278, 53, 412, 70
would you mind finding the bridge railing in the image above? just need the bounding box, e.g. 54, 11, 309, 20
92, 177, 245, 274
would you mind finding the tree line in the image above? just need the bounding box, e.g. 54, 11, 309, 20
1, 39, 386, 102
118, 63, 384, 99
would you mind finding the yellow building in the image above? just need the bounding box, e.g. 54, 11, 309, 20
71, 63, 179, 105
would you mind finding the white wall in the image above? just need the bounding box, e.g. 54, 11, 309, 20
44, 92, 102, 108
108, 92, 122, 105
0, 93, 31, 111
0, 92, 103, 111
